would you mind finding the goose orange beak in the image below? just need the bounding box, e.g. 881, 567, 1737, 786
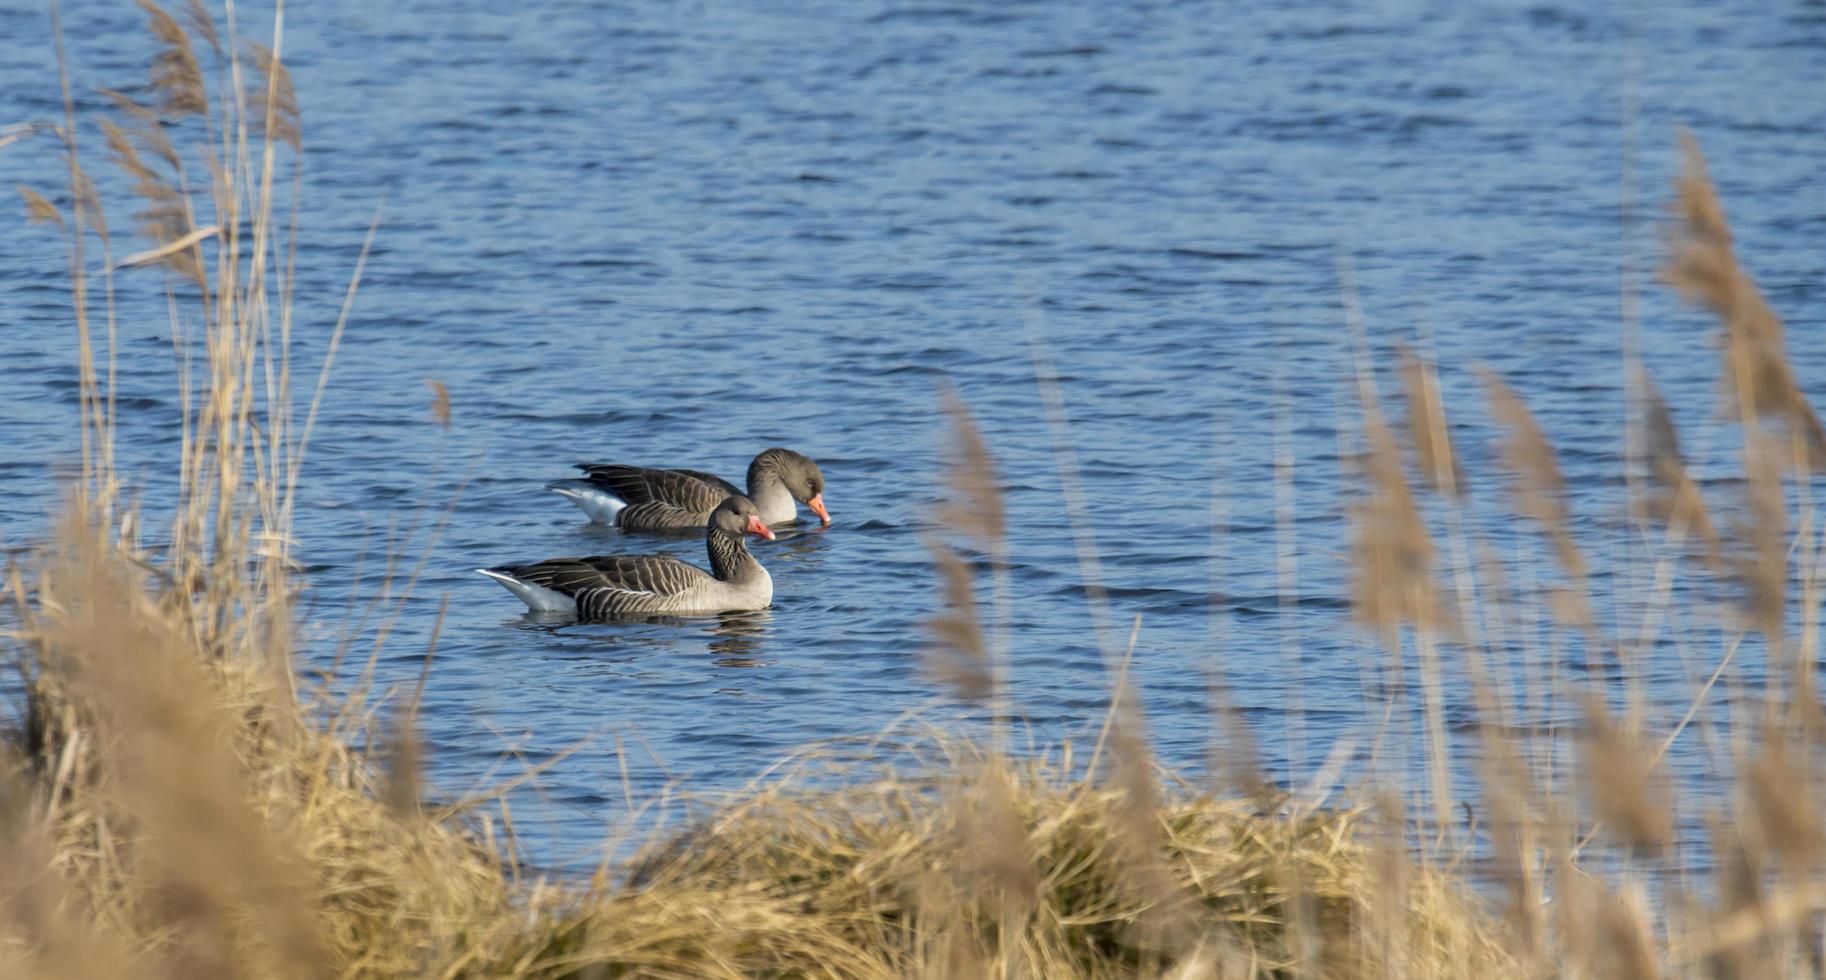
807, 493, 830, 526
746, 514, 776, 540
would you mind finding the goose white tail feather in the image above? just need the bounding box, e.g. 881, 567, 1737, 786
546, 480, 627, 524
476, 568, 575, 612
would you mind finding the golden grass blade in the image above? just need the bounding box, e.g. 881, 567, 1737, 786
247, 41, 302, 151
97, 107, 204, 287
1596, 885, 1658, 980
424, 378, 452, 428
68, 165, 106, 245
30, 512, 330, 979
1338, 258, 1450, 637
1741, 431, 1788, 642
0, 121, 50, 152
924, 391, 1006, 712
1480, 368, 1593, 630
1399, 344, 1464, 498
180, 0, 221, 58
1744, 728, 1826, 865
938, 390, 1004, 542
924, 539, 992, 702
1665, 131, 1826, 467
18, 185, 62, 228
1206, 678, 1273, 803
1579, 699, 1672, 854
1350, 408, 1448, 634
137, 1, 207, 118
114, 223, 219, 269
1639, 371, 1724, 566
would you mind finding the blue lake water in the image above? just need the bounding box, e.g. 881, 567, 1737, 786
2, 0, 1824, 873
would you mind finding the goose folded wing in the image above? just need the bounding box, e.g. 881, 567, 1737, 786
616, 499, 710, 530
582, 554, 712, 597
509, 555, 710, 599
576, 464, 739, 512
666, 468, 743, 497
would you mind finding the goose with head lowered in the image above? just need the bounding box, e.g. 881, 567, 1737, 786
479, 495, 776, 617
546, 446, 830, 530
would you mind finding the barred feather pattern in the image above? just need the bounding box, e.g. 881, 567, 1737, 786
576, 464, 740, 530
488, 529, 766, 618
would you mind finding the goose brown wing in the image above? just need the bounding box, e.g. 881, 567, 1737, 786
582, 554, 713, 596
615, 500, 710, 531
502, 555, 711, 618
576, 464, 739, 514
505, 555, 709, 597
667, 468, 743, 496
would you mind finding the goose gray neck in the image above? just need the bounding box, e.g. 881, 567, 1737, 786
706, 529, 763, 582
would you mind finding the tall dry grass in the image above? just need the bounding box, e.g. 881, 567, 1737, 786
5, 4, 1826, 978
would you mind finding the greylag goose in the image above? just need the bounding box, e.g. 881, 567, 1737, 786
478, 495, 776, 617
545, 446, 830, 530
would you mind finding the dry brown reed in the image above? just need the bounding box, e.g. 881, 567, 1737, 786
1399, 345, 1464, 500
1350, 371, 1446, 636
617, 747, 1518, 979
1639, 372, 1724, 564
1482, 368, 1595, 631
18, 185, 62, 227
10, 5, 1826, 978
924, 393, 1001, 706
1664, 133, 1826, 469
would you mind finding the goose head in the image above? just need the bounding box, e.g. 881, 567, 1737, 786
711, 494, 776, 541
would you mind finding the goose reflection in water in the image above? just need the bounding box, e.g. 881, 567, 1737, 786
708, 609, 771, 668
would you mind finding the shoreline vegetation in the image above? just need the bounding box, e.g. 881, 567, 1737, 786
5, 5, 1825, 978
